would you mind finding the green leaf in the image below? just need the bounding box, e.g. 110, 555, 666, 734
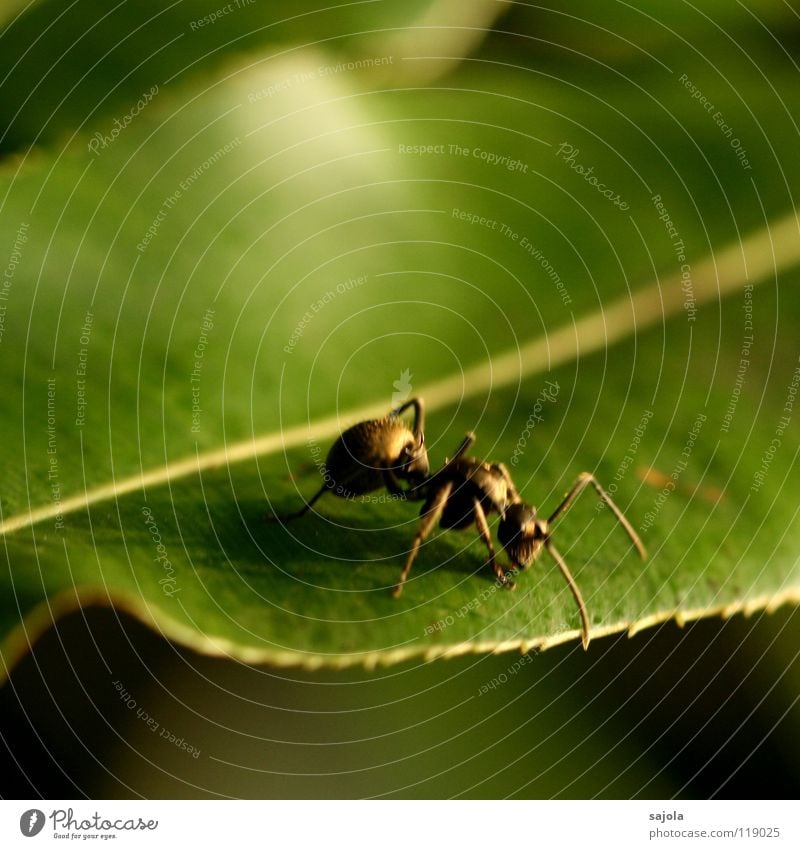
0, 0, 501, 154
2, 33, 800, 677
0, 1, 30, 29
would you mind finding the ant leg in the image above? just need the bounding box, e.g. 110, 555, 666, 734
473, 499, 514, 588
544, 539, 591, 650
392, 481, 452, 598
548, 472, 647, 560
392, 397, 425, 442
264, 483, 328, 523
449, 431, 476, 462
495, 462, 521, 503
427, 432, 476, 481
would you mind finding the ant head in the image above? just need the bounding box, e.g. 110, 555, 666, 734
398, 430, 429, 485
498, 502, 546, 568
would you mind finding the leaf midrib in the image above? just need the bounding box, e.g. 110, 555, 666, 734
1, 210, 797, 538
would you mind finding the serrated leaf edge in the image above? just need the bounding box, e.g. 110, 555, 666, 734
2, 583, 798, 684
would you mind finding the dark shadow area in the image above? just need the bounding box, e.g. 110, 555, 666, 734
1, 603, 797, 798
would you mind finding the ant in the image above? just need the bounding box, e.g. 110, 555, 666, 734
265, 397, 429, 521
267, 398, 646, 649
393, 431, 646, 649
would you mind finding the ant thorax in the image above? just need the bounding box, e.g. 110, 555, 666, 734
453, 460, 511, 513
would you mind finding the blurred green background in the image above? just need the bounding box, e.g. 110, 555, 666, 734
1, 0, 799, 798
2, 604, 799, 798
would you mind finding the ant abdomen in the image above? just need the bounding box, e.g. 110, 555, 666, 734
324, 416, 416, 498
267, 398, 427, 523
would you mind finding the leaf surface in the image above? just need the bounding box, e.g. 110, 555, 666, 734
2, 35, 800, 674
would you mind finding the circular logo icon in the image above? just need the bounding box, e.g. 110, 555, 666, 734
19, 810, 46, 837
